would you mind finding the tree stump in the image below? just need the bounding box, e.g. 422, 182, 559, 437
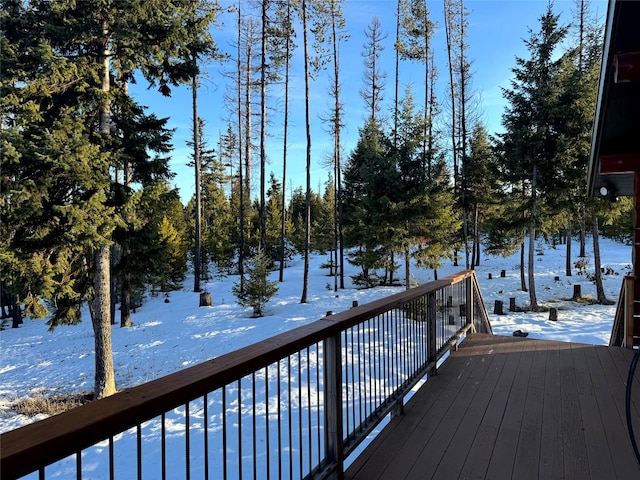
352, 300, 359, 308
494, 300, 504, 315
549, 307, 558, 321
500, 270, 506, 278
509, 297, 517, 312
572, 285, 582, 301
554, 276, 560, 281
199, 292, 212, 307
488, 273, 492, 280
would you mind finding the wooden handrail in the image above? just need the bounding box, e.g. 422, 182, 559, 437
610, 275, 636, 348
1, 270, 490, 480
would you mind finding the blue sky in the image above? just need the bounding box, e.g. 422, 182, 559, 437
129, 0, 607, 203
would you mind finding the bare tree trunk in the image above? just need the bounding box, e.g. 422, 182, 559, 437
565, 225, 573, 276
90, 18, 116, 399
244, 33, 252, 199
592, 213, 612, 304
300, 0, 311, 303
405, 222, 411, 289
120, 259, 131, 328
427, 53, 436, 179
259, 0, 268, 253
11, 293, 21, 329
393, 0, 400, 148
579, 205, 586, 257
237, 5, 245, 291
193, 75, 202, 293
423, 4, 431, 177
528, 166, 538, 311
120, 125, 132, 327
444, 1, 458, 267
329, 1, 345, 290
110, 244, 118, 325
471, 205, 479, 268
91, 246, 117, 399
279, 3, 292, 283
460, 2, 470, 270
520, 231, 528, 292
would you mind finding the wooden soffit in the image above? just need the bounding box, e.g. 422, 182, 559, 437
588, 0, 640, 198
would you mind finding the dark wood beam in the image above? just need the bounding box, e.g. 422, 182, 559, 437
615, 50, 640, 83
599, 153, 640, 174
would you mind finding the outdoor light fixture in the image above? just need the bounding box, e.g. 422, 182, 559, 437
599, 185, 619, 202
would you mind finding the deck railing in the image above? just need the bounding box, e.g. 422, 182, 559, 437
610, 274, 640, 347
1, 270, 491, 480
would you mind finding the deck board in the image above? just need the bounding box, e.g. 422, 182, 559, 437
345, 334, 640, 480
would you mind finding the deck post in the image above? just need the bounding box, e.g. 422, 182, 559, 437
427, 291, 437, 374
324, 333, 344, 479
466, 276, 475, 332
625, 275, 635, 348
632, 173, 640, 347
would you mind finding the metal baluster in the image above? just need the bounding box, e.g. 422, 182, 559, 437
161, 413, 167, 480
298, 350, 303, 478
350, 327, 356, 435
185, 404, 190, 480
277, 360, 282, 480
306, 347, 312, 475
266, 366, 271, 480
109, 436, 114, 480
222, 387, 227, 480
367, 318, 373, 417
288, 356, 293, 480
316, 342, 322, 466
252, 372, 257, 480
137, 423, 142, 480
238, 379, 242, 480
204, 394, 209, 480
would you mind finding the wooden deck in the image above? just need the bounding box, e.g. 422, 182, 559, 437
346, 333, 640, 480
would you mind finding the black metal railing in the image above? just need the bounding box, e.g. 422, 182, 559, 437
1, 270, 491, 480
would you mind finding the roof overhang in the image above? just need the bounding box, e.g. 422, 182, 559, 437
588, 0, 640, 197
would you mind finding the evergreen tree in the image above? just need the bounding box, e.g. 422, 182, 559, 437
270, 0, 298, 283
467, 122, 500, 267
396, 0, 435, 166
232, 249, 279, 317
361, 17, 388, 123
113, 182, 186, 327
313, 178, 336, 256
343, 118, 400, 287
497, 4, 570, 311
288, 187, 308, 254
0, 0, 220, 398
265, 173, 293, 266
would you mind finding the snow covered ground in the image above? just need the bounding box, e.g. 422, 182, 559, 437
0, 236, 632, 439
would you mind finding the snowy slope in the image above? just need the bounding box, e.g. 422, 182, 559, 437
0, 237, 631, 434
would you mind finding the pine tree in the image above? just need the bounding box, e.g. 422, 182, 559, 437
361, 17, 388, 123
497, 4, 570, 311
265, 173, 293, 265
271, 0, 297, 283
396, 0, 435, 161
343, 118, 400, 287
232, 249, 279, 317
467, 122, 500, 267
0, 0, 221, 398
